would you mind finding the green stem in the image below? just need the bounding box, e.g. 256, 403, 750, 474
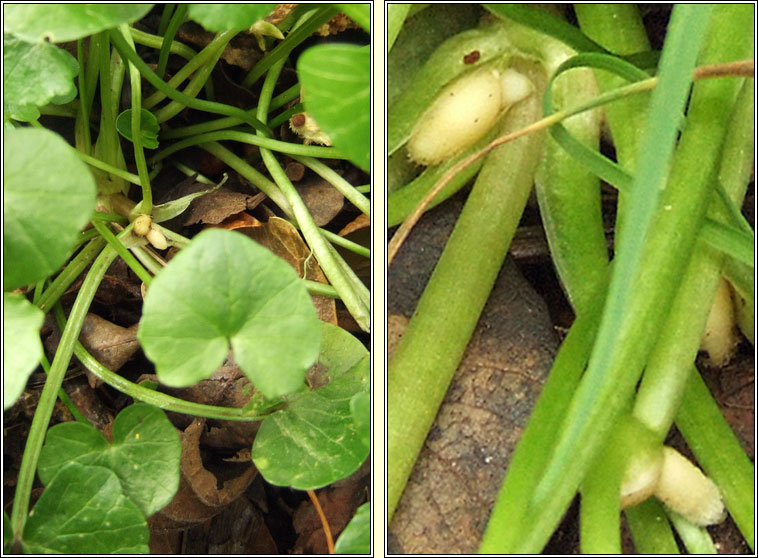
130, 27, 196, 61
109, 29, 270, 135
625, 499, 680, 554
37, 352, 91, 425
75, 39, 92, 154
118, 24, 153, 213
156, 4, 188, 78
90, 220, 153, 286
513, 6, 750, 552
575, 4, 651, 235
152, 130, 345, 163
11, 245, 118, 541
36, 237, 107, 312
52, 305, 270, 422
291, 155, 370, 215
78, 152, 142, 186
255, 60, 370, 331
389, 94, 544, 519
154, 30, 235, 123
159, 84, 300, 140
676, 368, 755, 550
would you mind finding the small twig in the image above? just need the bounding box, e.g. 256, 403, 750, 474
307, 489, 335, 554
387, 59, 754, 267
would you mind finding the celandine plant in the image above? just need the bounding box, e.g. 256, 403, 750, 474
387, 4, 753, 554
3, 4, 370, 554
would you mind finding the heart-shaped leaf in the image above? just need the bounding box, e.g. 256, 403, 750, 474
22, 463, 149, 554
252, 322, 369, 489
138, 228, 321, 398
4, 4, 153, 42
3, 34, 78, 122
3, 293, 44, 410
38, 404, 180, 517
334, 502, 370, 554
297, 44, 370, 172
187, 4, 277, 32
116, 108, 160, 150
3, 128, 96, 290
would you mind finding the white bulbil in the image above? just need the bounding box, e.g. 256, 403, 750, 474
700, 277, 739, 367
133, 215, 152, 237
146, 226, 168, 250
408, 67, 530, 166
654, 447, 725, 526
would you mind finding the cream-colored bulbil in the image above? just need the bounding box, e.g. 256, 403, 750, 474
146, 226, 168, 250
407, 67, 532, 166
700, 277, 739, 366
655, 447, 725, 526
133, 215, 152, 237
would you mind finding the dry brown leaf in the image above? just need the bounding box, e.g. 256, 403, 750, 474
387, 197, 559, 554
238, 216, 338, 325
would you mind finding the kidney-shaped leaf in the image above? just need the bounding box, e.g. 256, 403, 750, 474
252, 322, 369, 489
37, 404, 181, 517
116, 108, 160, 149
3, 34, 78, 122
3, 128, 96, 290
3, 293, 44, 410
4, 4, 153, 43
297, 44, 370, 172
22, 463, 149, 554
188, 4, 277, 32
138, 228, 321, 398
334, 502, 370, 554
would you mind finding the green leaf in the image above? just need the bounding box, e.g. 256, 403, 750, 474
3, 128, 96, 290
116, 108, 160, 150
3, 4, 153, 42
252, 323, 369, 489
138, 228, 321, 398
334, 502, 370, 554
187, 4, 277, 32
297, 44, 370, 172
37, 404, 181, 517
351, 390, 370, 451
22, 463, 149, 554
3, 34, 78, 122
3, 293, 44, 410
4, 511, 12, 552
335, 4, 370, 32
151, 181, 223, 223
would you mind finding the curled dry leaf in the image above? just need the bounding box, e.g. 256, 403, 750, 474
238, 216, 338, 325
151, 419, 258, 530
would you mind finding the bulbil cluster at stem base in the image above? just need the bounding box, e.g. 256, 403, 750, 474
133, 215, 168, 250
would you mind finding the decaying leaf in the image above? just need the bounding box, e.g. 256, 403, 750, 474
387, 197, 559, 554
